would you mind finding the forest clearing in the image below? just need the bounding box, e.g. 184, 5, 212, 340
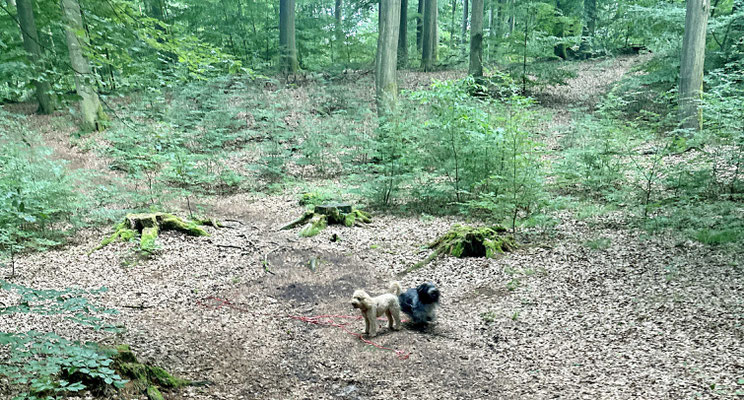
1, 0, 743, 399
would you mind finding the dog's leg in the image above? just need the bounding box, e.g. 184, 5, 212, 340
391, 306, 401, 330
367, 308, 377, 337
363, 312, 370, 334
386, 310, 394, 329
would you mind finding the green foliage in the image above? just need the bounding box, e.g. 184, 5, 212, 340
0, 281, 126, 399
0, 111, 81, 270
585, 237, 612, 250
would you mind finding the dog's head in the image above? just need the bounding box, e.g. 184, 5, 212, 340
350, 290, 372, 311
416, 282, 440, 304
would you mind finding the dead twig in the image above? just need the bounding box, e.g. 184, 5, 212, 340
122, 304, 154, 310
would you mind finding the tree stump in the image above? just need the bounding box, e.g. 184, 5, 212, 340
402, 225, 516, 275
91, 213, 211, 254
280, 204, 371, 237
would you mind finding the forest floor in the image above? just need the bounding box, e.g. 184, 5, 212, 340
3, 56, 743, 400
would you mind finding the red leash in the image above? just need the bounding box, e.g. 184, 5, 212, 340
198, 296, 411, 360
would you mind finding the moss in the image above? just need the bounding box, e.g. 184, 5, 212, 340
147, 366, 190, 388
280, 211, 314, 231
160, 214, 209, 236
344, 213, 356, 227
402, 224, 516, 275
146, 385, 164, 400
91, 213, 211, 254
140, 226, 160, 253
114, 345, 138, 363
120, 362, 148, 382
300, 215, 327, 237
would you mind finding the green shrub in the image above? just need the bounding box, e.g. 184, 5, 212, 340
0, 111, 81, 272
0, 281, 126, 399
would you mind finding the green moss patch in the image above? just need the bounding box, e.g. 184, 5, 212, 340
91, 213, 212, 254
103, 344, 190, 400
281, 204, 371, 237
403, 225, 517, 275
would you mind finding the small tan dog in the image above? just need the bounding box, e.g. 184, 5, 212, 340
350, 281, 402, 337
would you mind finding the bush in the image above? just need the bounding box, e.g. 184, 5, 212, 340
0, 110, 81, 272
0, 281, 126, 399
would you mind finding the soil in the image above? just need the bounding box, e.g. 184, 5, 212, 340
2, 56, 743, 400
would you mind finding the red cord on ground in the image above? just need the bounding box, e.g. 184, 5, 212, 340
197, 296, 411, 360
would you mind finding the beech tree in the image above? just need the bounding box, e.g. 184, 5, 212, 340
462, 0, 469, 44
397, 0, 408, 68
61, 0, 106, 131
468, 0, 484, 77
279, 0, 298, 75
679, 0, 710, 131
376, 0, 401, 115
421, 0, 436, 71
16, 0, 55, 113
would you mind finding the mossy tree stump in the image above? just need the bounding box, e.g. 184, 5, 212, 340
101, 344, 191, 400
403, 225, 517, 274
91, 213, 211, 254
280, 203, 371, 237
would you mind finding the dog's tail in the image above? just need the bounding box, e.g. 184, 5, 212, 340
388, 281, 402, 296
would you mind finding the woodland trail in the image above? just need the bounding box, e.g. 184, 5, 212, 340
3, 56, 742, 400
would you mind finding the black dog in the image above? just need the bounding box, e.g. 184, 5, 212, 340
398, 282, 440, 325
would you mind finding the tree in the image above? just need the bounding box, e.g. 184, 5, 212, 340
376, 0, 401, 116
335, 0, 343, 61
398, 0, 408, 68
16, 0, 55, 114
462, 0, 469, 44
279, 0, 298, 75
679, 0, 711, 132
61, 0, 107, 131
469, 0, 484, 76
417, 0, 423, 51
421, 0, 436, 71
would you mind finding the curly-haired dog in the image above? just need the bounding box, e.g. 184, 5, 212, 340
350, 281, 402, 337
399, 282, 440, 325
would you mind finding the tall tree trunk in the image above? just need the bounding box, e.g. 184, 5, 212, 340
584, 0, 596, 35
398, 0, 408, 68
469, 0, 484, 76
421, 0, 436, 70
17, 0, 55, 114
416, 0, 423, 51
376, 0, 401, 116
507, 0, 514, 35
679, 0, 710, 132
61, 0, 106, 131
462, 0, 469, 43
450, 0, 457, 47
279, 0, 298, 75
433, 0, 438, 60
335, 0, 342, 61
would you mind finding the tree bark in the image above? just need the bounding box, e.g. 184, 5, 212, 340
469, 0, 484, 76
335, 0, 342, 48
61, 0, 106, 131
16, 0, 55, 114
462, 0, 469, 44
398, 0, 408, 68
376, 0, 401, 116
450, 0, 457, 47
416, 0, 423, 51
421, 0, 436, 70
279, 0, 298, 75
679, 0, 710, 132
433, 1, 438, 60
584, 0, 596, 35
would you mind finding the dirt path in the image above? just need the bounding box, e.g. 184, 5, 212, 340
3, 57, 743, 399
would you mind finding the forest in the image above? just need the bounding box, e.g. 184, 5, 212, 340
1, 0, 743, 399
